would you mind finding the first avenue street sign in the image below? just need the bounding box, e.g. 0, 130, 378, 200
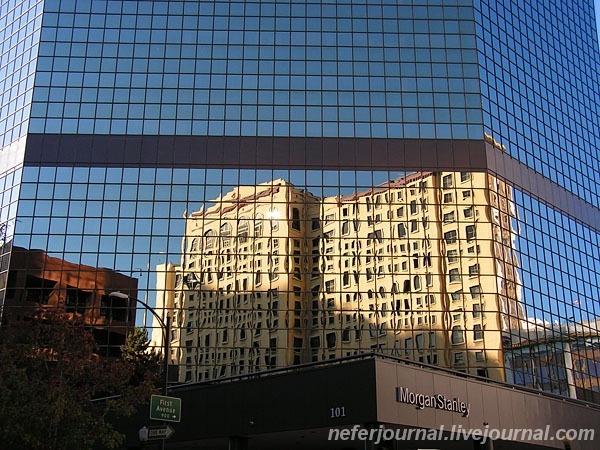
150, 395, 182, 422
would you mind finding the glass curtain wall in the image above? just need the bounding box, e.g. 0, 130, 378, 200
0, 0, 599, 404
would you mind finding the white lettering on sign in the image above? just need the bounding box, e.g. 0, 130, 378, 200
396, 386, 470, 417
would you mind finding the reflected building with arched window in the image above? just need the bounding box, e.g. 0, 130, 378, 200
167, 171, 524, 383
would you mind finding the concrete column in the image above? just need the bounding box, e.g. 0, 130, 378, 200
473, 439, 494, 450
362, 423, 380, 450
228, 436, 248, 450
563, 341, 578, 399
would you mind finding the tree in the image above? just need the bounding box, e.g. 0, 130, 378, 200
120, 327, 163, 387
0, 309, 156, 450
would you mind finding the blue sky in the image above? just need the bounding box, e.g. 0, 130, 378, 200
596, 0, 600, 45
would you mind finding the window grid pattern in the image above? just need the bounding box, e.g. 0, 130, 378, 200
506, 191, 600, 401
0, 0, 44, 150
1, 0, 599, 407
8, 167, 600, 401
475, 0, 600, 206
29, 0, 482, 138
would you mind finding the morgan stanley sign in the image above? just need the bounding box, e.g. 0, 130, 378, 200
396, 387, 471, 417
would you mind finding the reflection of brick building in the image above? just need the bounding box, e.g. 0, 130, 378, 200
5, 247, 138, 356
168, 172, 523, 383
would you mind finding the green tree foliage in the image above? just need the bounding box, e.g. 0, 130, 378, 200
0, 309, 156, 450
120, 327, 163, 387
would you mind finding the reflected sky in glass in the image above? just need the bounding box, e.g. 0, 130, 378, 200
596, 0, 600, 46
13, 167, 600, 335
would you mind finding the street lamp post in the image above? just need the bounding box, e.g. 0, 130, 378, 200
109, 291, 171, 395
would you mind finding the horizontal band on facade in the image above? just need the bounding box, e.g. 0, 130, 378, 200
24, 134, 487, 170
23, 133, 600, 232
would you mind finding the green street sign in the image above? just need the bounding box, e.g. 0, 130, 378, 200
150, 395, 181, 422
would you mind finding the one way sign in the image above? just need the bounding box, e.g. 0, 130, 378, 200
140, 425, 175, 441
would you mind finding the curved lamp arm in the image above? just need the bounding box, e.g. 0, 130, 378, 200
108, 291, 168, 343
109, 291, 171, 395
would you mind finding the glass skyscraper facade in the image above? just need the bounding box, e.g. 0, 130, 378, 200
1, 0, 599, 403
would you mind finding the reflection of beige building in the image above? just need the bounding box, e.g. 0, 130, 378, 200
152, 262, 179, 355
168, 172, 523, 383
171, 181, 320, 381
314, 171, 522, 381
